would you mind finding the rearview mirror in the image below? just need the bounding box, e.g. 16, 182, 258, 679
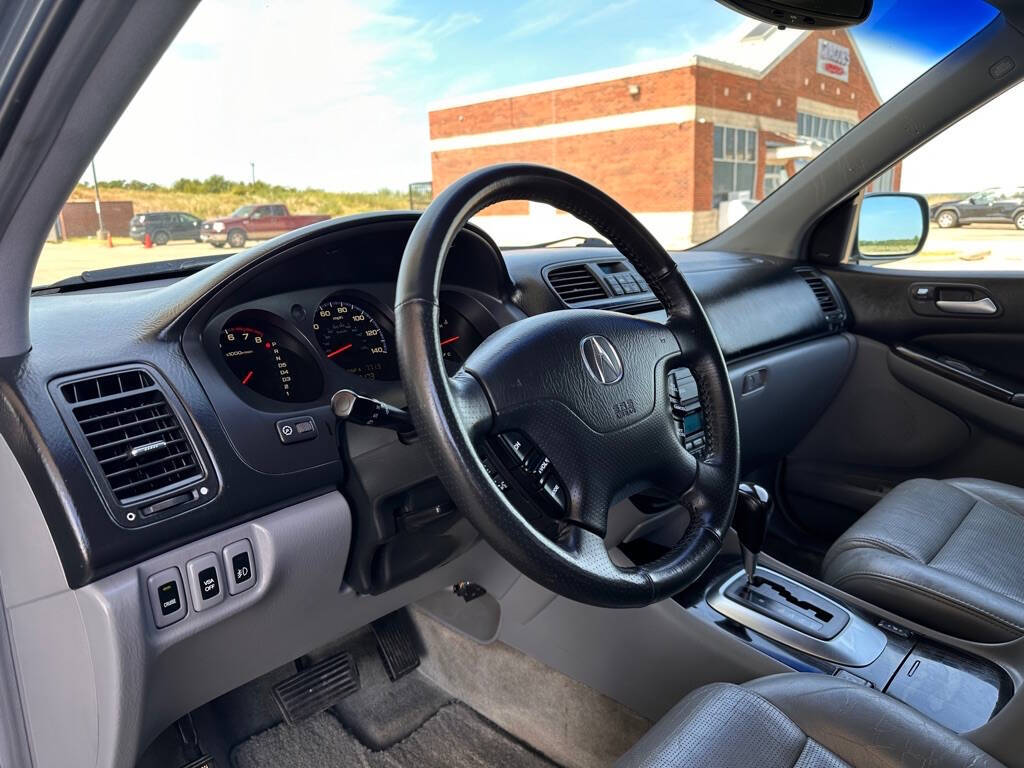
857, 193, 928, 259
716, 0, 871, 29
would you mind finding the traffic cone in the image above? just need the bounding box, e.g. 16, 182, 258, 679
107, 233, 114, 248
143, 232, 152, 249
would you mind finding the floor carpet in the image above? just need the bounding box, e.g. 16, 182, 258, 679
231, 702, 557, 768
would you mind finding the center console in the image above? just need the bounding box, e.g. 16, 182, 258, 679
678, 483, 1014, 735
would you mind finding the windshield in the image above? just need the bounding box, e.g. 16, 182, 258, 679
34, 0, 998, 286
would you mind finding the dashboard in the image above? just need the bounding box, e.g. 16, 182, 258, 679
5, 211, 846, 592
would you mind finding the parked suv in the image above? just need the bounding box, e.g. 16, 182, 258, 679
128, 211, 203, 245
929, 186, 1024, 229
200, 203, 330, 248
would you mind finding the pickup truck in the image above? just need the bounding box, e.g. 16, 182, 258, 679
200, 203, 330, 248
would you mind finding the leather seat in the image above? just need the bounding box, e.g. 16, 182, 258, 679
616, 673, 1002, 767
822, 478, 1024, 643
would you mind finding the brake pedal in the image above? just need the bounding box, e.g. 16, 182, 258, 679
272, 651, 360, 725
372, 610, 420, 681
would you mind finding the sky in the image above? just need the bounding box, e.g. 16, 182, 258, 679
91, 0, 1013, 195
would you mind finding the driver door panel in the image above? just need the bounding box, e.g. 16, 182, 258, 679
781, 266, 1024, 542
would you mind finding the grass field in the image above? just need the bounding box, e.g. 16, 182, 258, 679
68, 184, 412, 220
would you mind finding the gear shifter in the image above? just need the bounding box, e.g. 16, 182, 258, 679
734, 483, 772, 583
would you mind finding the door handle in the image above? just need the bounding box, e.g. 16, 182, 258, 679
935, 297, 998, 315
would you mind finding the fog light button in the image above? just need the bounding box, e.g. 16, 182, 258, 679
223, 538, 257, 595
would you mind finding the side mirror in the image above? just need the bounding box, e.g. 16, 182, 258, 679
857, 193, 928, 259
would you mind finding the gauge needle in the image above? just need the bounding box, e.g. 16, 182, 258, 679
327, 343, 353, 358
241, 370, 254, 385
440, 335, 460, 347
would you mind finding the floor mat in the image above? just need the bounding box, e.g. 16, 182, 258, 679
231, 703, 557, 768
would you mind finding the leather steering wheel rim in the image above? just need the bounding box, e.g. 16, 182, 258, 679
396, 163, 739, 607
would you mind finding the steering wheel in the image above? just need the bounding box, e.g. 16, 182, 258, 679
396, 164, 739, 607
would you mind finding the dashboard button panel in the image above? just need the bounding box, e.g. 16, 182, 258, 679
148, 567, 187, 628
222, 539, 256, 595
186, 552, 225, 611
276, 416, 318, 445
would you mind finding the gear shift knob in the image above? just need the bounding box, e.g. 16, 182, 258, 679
734, 483, 772, 583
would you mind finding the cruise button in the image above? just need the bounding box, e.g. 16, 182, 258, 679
542, 473, 567, 510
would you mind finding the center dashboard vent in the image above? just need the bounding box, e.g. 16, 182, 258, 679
54, 366, 214, 527
794, 267, 845, 330
546, 264, 609, 304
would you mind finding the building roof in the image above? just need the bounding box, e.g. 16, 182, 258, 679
429, 19, 880, 112
694, 19, 805, 75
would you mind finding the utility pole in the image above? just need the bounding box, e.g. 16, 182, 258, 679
91, 160, 108, 239
250, 161, 255, 185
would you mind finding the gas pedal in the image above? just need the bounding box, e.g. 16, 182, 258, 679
272, 651, 360, 725
372, 610, 420, 681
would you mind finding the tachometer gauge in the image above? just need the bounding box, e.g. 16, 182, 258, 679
437, 307, 483, 370
314, 296, 397, 380
220, 323, 322, 402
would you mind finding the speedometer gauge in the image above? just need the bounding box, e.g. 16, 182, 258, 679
313, 296, 397, 380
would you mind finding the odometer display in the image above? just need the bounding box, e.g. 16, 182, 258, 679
313, 296, 397, 380
220, 322, 322, 402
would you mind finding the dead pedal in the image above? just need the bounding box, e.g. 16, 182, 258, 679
272, 651, 360, 725
372, 610, 420, 681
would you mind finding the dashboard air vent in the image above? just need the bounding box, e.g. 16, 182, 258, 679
795, 267, 845, 330
547, 264, 608, 303
60, 369, 204, 508
795, 267, 839, 313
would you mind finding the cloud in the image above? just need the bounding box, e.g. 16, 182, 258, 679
92, 0, 466, 190
572, 0, 640, 27
507, 10, 573, 39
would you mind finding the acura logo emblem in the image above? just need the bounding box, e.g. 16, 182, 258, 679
580, 335, 624, 385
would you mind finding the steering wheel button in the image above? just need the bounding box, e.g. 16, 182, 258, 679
533, 455, 551, 478
499, 432, 531, 463
542, 474, 566, 510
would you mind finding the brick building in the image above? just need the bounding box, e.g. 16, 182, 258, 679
429, 21, 894, 248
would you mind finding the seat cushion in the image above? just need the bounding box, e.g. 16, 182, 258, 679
616, 673, 1002, 768
823, 477, 1024, 643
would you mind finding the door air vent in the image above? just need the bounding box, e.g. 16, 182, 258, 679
546, 264, 608, 304
795, 267, 845, 330
54, 366, 213, 526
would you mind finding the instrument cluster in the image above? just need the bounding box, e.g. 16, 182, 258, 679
215, 289, 485, 404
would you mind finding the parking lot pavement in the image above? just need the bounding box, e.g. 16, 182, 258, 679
34, 238, 232, 286
890, 224, 1024, 271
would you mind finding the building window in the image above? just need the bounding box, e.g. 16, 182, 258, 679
797, 112, 852, 145
870, 167, 895, 193
713, 125, 757, 207
763, 164, 789, 196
